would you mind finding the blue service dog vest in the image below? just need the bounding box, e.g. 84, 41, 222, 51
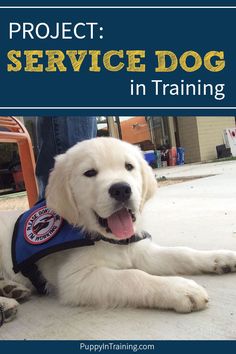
12, 200, 151, 294
12, 200, 95, 293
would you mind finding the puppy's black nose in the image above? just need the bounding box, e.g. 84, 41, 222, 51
109, 182, 132, 202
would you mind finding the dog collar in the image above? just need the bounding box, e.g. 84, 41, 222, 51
93, 232, 151, 245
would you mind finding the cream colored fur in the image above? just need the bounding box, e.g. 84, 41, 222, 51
1, 137, 236, 320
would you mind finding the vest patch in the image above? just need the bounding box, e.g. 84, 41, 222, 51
24, 205, 63, 245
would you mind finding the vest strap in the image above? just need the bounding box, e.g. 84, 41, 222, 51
21, 264, 47, 295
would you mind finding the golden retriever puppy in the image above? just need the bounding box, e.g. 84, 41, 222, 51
0, 137, 236, 323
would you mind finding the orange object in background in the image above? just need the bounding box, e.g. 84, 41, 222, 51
121, 117, 151, 144
0, 116, 38, 207
168, 147, 177, 166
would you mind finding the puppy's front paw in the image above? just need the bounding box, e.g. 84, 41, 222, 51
0, 297, 19, 324
212, 251, 236, 274
170, 278, 209, 313
0, 279, 31, 301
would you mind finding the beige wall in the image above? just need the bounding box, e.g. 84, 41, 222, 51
196, 117, 236, 161
174, 117, 236, 163
176, 117, 201, 163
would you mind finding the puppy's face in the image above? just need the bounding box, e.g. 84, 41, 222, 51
46, 137, 157, 239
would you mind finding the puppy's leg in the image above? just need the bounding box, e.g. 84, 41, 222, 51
0, 296, 19, 323
58, 267, 208, 313
132, 239, 236, 275
0, 278, 31, 301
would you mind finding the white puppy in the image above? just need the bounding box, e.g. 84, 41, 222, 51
1, 137, 236, 323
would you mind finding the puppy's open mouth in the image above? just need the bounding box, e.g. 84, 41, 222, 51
95, 208, 136, 240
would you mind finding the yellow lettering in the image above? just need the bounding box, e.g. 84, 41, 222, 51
7, 50, 22, 72
204, 51, 225, 72
89, 50, 101, 72
45, 50, 67, 72
24, 50, 43, 72
103, 50, 124, 72
127, 50, 145, 72
155, 51, 178, 72
66, 50, 87, 72
179, 50, 202, 72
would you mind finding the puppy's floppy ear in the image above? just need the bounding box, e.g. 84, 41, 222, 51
139, 155, 157, 210
46, 154, 79, 225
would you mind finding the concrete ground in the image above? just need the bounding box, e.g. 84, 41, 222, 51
1, 160, 236, 339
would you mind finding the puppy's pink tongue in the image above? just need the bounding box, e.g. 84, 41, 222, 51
107, 208, 134, 239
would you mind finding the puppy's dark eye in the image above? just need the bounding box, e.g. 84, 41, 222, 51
125, 163, 134, 171
84, 169, 98, 177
